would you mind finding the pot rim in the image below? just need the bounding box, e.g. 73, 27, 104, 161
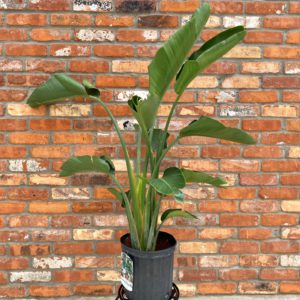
120, 231, 177, 258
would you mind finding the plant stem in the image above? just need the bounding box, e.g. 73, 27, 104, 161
93, 97, 141, 249
136, 126, 142, 175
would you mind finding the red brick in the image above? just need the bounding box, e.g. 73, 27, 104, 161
9, 132, 48, 144
221, 159, 260, 172
244, 146, 283, 158
283, 92, 300, 103
259, 187, 298, 200
94, 45, 134, 57
0, 287, 25, 298
261, 269, 299, 280
199, 201, 238, 213
262, 241, 299, 253
28, 0, 70, 10
220, 269, 257, 281
202, 146, 240, 158
264, 17, 300, 29
29, 202, 69, 214
240, 174, 277, 186
160, 0, 200, 12
198, 282, 237, 295
245, 31, 283, 44
281, 174, 300, 185
221, 241, 259, 253
0, 146, 26, 158
9, 216, 48, 227
96, 76, 136, 88
264, 47, 300, 59
0, 90, 27, 102
290, 2, 300, 13
220, 215, 259, 227
240, 255, 278, 267
287, 32, 300, 44
261, 214, 298, 226
263, 77, 300, 89
0, 258, 28, 269
239, 282, 277, 294
30, 28, 71, 41
0, 29, 27, 41
30, 119, 71, 131
96, 242, 121, 254
96, 15, 134, 27
7, 188, 48, 201
179, 269, 217, 282
10, 244, 49, 256
30, 286, 71, 297
117, 29, 158, 42
138, 15, 178, 28
211, 1, 243, 14
6, 44, 47, 56
7, 13, 47, 26
74, 285, 113, 296
246, 2, 286, 14
70, 60, 109, 73
240, 200, 279, 213
53, 270, 93, 282
280, 282, 300, 293
51, 14, 92, 26
262, 160, 300, 172
240, 228, 273, 240
54, 243, 93, 255
242, 120, 281, 131
219, 187, 256, 200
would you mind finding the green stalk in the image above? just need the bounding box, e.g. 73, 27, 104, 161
146, 195, 162, 250
136, 126, 142, 175
155, 94, 181, 178
93, 97, 141, 249
111, 176, 140, 249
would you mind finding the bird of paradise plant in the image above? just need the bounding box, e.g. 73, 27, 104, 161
27, 3, 255, 251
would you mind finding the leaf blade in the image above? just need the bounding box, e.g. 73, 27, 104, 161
59, 155, 115, 177
27, 74, 99, 108
161, 209, 197, 223
179, 116, 256, 144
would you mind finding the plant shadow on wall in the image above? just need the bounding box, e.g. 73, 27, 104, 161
26, 3, 255, 300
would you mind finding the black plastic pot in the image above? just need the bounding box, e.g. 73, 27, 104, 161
120, 231, 177, 300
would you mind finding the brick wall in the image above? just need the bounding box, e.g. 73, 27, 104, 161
0, 0, 300, 298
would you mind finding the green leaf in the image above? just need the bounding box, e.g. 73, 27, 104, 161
27, 74, 100, 108
161, 209, 197, 223
151, 129, 170, 152
149, 167, 186, 202
179, 116, 256, 144
108, 188, 131, 208
175, 26, 246, 94
59, 155, 115, 177
149, 4, 210, 99
181, 168, 226, 187
135, 3, 209, 129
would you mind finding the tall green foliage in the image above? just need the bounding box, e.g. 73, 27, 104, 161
26, 4, 255, 251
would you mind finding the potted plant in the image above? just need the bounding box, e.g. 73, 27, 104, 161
26, 3, 255, 300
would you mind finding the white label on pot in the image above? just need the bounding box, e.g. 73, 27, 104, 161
121, 252, 133, 291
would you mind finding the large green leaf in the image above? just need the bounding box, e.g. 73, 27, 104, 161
134, 4, 210, 130
148, 4, 209, 99
161, 209, 197, 223
149, 167, 185, 202
27, 74, 99, 108
175, 26, 246, 94
181, 168, 226, 187
179, 116, 255, 144
60, 155, 115, 177
151, 128, 170, 152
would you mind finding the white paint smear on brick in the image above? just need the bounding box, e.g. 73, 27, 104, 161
10, 271, 51, 282
33, 257, 72, 269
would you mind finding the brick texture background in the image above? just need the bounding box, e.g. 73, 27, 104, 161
0, 0, 300, 297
